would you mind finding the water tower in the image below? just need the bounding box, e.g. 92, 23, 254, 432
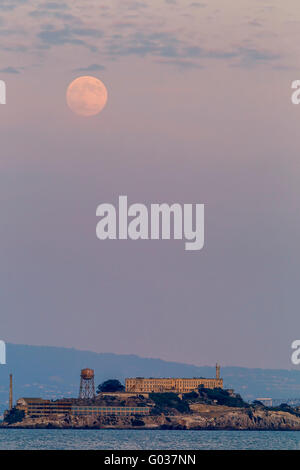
79, 368, 95, 399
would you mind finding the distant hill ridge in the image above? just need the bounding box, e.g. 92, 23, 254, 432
0, 343, 300, 410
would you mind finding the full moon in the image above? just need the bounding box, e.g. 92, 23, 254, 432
66, 76, 108, 117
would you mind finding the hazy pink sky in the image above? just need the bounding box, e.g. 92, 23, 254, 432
0, 0, 300, 368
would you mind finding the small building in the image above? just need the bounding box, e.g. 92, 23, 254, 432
256, 398, 273, 407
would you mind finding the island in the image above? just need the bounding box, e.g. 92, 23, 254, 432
3, 387, 300, 431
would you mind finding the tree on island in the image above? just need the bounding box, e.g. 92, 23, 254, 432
4, 407, 25, 424
97, 379, 125, 393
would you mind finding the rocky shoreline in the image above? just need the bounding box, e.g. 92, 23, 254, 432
3, 404, 300, 431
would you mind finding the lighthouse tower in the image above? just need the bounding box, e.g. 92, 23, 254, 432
216, 363, 221, 380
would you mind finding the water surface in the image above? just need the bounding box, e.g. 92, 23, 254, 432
0, 429, 300, 450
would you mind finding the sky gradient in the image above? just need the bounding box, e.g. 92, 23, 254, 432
0, 0, 299, 369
